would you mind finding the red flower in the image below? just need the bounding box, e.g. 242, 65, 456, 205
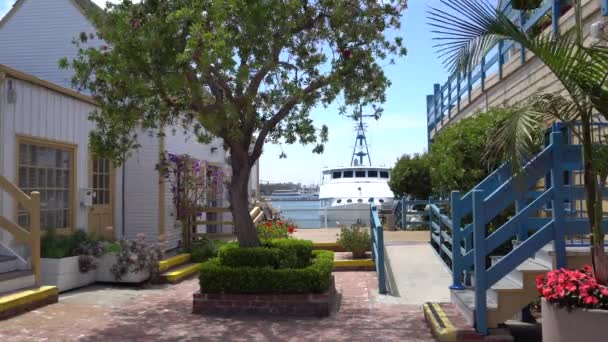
538, 265, 606, 309
277, 221, 283, 227
266, 221, 272, 228
582, 294, 599, 305
288, 227, 295, 234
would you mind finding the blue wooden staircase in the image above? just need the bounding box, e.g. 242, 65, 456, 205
429, 126, 608, 334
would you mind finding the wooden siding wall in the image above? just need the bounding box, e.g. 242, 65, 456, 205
0, 0, 104, 90
0, 75, 123, 247
429, 0, 603, 139
122, 130, 161, 242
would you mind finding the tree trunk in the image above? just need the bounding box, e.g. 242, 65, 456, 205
581, 118, 608, 284
229, 151, 259, 247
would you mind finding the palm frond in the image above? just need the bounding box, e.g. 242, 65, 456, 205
482, 104, 545, 172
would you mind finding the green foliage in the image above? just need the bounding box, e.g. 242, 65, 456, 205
41, 229, 88, 259
218, 242, 282, 268
389, 152, 432, 199
199, 250, 334, 294
337, 225, 371, 256
268, 238, 314, 269
219, 238, 313, 269
186, 238, 228, 263
63, 0, 407, 247
428, 108, 510, 194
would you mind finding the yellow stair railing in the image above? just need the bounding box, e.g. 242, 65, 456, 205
0, 175, 41, 286
250, 206, 263, 224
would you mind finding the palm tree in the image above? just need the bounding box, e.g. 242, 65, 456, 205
428, 0, 608, 283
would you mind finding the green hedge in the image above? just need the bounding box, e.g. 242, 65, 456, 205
219, 239, 314, 269
200, 250, 334, 293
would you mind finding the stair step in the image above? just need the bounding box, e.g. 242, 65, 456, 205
0, 271, 35, 294
162, 263, 201, 283
0, 255, 16, 262
0, 286, 58, 320
158, 253, 191, 272
0, 255, 18, 273
451, 288, 497, 326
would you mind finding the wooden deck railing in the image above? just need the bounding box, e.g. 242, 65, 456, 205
250, 206, 264, 224
0, 175, 41, 286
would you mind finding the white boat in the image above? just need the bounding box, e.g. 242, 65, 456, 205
270, 189, 305, 201
319, 115, 394, 225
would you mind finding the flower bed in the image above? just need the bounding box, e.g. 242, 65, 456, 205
194, 239, 336, 317
40, 256, 95, 292
537, 266, 608, 342
40, 230, 163, 290
536, 266, 608, 309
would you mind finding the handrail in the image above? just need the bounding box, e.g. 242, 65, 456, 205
469, 128, 608, 334
370, 205, 387, 294
427, 0, 567, 134
0, 174, 41, 286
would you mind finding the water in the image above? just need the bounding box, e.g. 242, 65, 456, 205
269, 200, 372, 229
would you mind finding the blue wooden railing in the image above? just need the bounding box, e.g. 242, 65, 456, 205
427, 0, 571, 138
455, 126, 608, 334
371, 205, 387, 294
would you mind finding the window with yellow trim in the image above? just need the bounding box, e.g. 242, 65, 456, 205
17, 143, 72, 230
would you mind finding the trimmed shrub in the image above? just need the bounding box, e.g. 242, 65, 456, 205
219, 242, 282, 268
219, 239, 314, 269
270, 238, 314, 268
200, 250, 334, 294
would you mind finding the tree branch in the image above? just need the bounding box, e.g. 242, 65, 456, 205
249, 75, 334, 163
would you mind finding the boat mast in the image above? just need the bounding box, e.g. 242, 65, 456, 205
349, 110, 373, 167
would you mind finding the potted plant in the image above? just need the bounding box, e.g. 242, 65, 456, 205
40, 229, 97, 292
511, 0, 543, 10
337, 224, 371, 259
537, 266, 608, 342
96, 234, 163, 283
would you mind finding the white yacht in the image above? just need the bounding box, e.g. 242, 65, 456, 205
270, 189, 305, 201
319, 115, 394, 225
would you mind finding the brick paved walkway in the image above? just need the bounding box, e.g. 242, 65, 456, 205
0, 272, 434, 342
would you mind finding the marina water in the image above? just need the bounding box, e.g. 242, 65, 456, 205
270, 200, 372, 229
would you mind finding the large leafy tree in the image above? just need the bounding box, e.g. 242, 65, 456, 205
64, 0, 407, 247
429, 0, 608, 282
428, 108, 517, 195
389, 152, 432, 199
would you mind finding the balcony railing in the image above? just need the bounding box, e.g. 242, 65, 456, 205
426, 0, 582, 137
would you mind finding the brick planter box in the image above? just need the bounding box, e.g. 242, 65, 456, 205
193, 276, 337, 317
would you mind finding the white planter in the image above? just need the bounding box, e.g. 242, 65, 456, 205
95, 253, 150, 283
542, 298, 608, 342
40, 256, 96, 292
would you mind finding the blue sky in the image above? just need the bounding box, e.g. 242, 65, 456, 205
0, 0, 449, 185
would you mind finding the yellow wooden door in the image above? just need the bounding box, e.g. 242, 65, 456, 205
88, 157, 115, 239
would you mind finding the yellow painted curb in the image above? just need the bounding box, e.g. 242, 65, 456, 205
163, 263, 202, 283
423, 302, 457, 342
158, 253, 191, 272
333, 259, 375, 267
0, 286, 58, 312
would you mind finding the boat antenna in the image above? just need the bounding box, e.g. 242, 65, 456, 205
347, 106, 374, 167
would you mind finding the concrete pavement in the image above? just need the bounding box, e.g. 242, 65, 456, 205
384, 243, 452, 304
